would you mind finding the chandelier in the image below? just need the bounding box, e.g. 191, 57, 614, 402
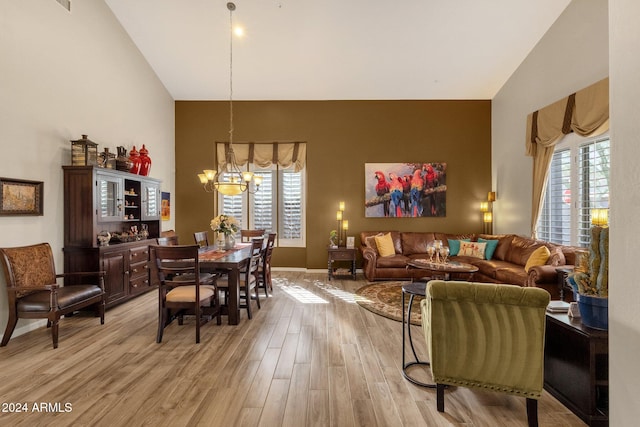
198, 2, 261, 195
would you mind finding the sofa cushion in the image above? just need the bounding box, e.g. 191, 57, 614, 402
495, 266, 528, 285
505, 235, 545, 266
376, 254, 410, 268
375, 233, 396, 257
364, 233, 383, 253
447, 238, 472, 256
491, 234, 516, 261
547, 246, 566, 266
401, 232, 436, 255
525, 246, 551, 272
459, 241, 486, 259
478, 238, 499, 260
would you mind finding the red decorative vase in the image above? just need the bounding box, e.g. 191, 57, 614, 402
129, 146, 141, 175
139, 144, 152, 176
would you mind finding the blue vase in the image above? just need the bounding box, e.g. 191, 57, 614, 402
575, 292, 608, 330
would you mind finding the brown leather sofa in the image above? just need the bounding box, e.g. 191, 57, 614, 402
360, 231, 578, 300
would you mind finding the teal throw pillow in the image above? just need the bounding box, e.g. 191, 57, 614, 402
478, 238, 499, 260
447, 239, 470, 256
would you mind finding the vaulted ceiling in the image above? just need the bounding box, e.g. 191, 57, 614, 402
105, 0, 570, 101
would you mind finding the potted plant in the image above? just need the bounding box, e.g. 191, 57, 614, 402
568, 225, 608, 330
329, 230, 338, 248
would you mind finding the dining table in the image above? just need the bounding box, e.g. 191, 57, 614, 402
197, 243, 252, 325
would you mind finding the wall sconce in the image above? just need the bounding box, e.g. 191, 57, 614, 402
591, 208, 609, 227
488, 191, 496, 202
480, 201, 489, 212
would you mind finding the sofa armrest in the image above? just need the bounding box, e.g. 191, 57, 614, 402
361, 247, 378, 281
525, 265, 558, 287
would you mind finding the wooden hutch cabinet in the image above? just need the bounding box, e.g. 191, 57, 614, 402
63, 166, 161, 307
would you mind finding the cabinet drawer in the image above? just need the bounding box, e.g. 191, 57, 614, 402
129, 260, 149, 279
129, 246, 149, 264
129, 275, 150, 293
329, 250, 355, 261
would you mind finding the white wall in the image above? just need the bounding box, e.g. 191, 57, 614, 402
491, 0, 609, 235
0, 0, 175, 339
495, 0, 640, 423
609, 0, 640, 424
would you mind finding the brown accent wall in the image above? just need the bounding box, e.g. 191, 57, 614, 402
175, 100, 491, 269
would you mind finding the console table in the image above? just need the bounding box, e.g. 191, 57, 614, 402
544, 312, 608, 426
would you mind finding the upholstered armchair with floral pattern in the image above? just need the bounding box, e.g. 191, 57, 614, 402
0, 243, 105, 349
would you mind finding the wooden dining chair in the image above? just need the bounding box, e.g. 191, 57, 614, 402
217, 238, 264, 319
257, 233, 276, 297
0, 243, 106, 349
240, 229, 265, 243
152, 245, 220, 343
193, 231, 210, 248
157, 235, 179, 246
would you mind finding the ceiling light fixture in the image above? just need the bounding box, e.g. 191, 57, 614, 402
198, 2, 261, 195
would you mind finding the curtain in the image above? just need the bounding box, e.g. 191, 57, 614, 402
526, 78, 609, 238
217, 142, 306, 172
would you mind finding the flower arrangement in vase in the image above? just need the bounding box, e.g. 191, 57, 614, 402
210, 214, 240, 250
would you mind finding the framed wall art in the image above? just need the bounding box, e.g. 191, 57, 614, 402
364, 162, 447, 218
161, 191, 171, 221
0, 177, 44, 216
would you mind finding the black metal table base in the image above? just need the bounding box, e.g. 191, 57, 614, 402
402, 284, 436, 388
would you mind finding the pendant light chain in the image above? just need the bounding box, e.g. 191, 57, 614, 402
228, 2, 234, 146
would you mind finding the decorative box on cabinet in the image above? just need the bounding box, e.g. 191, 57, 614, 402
63, 166, 161, 307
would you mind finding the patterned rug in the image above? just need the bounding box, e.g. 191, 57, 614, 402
355, 282, 423, 325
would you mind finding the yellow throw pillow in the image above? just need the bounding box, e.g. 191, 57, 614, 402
374, 233, 396, 257
524, 246, 551, 272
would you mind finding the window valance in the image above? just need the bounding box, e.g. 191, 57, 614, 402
216, 142, 306, 172
526, 77, 609, 157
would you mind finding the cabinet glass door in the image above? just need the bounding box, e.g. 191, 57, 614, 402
97, 173, 124, 222
142, 181, 160, 220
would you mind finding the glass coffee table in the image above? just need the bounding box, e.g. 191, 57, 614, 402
406, 259, 478, 281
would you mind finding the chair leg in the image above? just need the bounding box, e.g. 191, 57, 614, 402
157, 307, 167, 343
0, 311, 18, 347
97, 301, 105, 325
245, 287, 252, 320
255, 284, 261, 309
51, 318, 59, 349
526, 398, 538, 427
436, 383, 445, 412
195, 305, 200, 344
261, 272, 269, 297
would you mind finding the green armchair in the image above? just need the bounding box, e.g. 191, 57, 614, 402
421, 280, 550, 427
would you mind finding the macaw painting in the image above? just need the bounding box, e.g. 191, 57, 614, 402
365, 162, 447, 218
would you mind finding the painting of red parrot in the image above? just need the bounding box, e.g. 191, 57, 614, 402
388, 172, 404, 217
365, 162, 447, 218
374, 171, 391, 217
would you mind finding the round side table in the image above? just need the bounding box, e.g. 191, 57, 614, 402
401, 282, 435, 388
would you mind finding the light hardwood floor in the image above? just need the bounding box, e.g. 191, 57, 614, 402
0, 271, 586, 426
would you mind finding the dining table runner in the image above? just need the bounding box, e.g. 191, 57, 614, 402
198, 243, 252, 261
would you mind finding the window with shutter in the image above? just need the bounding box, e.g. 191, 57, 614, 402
218, 165, 306, 247
536, 134, 609, 247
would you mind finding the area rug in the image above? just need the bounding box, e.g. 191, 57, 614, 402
354, 282, 423, 325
